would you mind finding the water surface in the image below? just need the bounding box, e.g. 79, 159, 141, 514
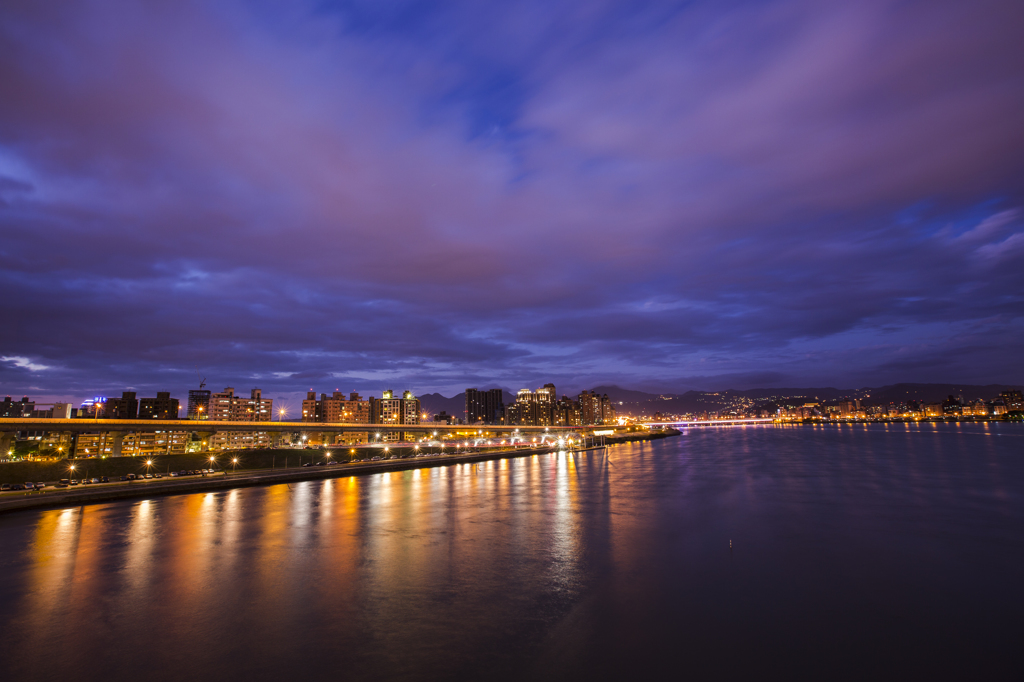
0, 423, 1020, 680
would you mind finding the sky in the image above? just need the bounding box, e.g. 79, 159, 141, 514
1, 0, 1023, 406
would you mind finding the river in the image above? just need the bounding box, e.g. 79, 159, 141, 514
0, 423, 1020, 680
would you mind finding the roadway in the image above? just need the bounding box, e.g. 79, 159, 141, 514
0, 444, 594, 514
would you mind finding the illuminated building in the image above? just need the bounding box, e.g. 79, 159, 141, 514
505, 385, 557, 426
302, 390, 371, 444
207, 387, 274, 449
368, 390, 420, 441
302, 391, 371, 423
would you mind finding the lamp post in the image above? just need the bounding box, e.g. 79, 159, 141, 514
232, 457, 238, 474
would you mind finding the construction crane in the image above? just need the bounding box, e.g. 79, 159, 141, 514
196, 368, 206, 390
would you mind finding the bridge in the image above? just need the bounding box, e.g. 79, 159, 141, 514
0, 418, 595, 457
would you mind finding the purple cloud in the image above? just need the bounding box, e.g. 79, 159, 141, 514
1, 0, 1023, 405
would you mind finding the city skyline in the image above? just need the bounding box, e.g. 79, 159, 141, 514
2, 1, 1023, 402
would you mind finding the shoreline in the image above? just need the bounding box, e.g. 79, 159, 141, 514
0, 441, 637, 515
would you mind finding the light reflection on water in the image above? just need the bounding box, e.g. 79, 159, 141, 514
0, 425, 1022, 681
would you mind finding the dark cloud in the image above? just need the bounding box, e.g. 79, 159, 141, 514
1, 0, 1023, 405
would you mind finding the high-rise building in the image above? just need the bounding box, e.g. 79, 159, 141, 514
578, 390, 602, 425
188, 389, 211, 419
553, 396, 582, 426
466, 388, 504, 424
601, 394, 616, 424
577, 390, 615, 425
505, 386, 557, 426
105, 392, 138, 419
139, 392, 179, 420
368, 390, 420, 442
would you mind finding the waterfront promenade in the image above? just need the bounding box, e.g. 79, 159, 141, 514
0, 433, 673, 514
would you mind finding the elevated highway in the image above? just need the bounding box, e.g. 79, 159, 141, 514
0, 418, 592, 455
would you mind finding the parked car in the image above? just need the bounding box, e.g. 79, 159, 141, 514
101, 476, 110, 483
169, 472, 178, 477
153, 473, 162, 479
55, 480, 69, 488
371, 456, 381, 461
144, 474, 152, 479
302, 462, 312, 467
35, 483, 46, 490
126, 474, 136, 481
90, 478, 100, 484
70, 479, 79, 486
0, 483, 11, 491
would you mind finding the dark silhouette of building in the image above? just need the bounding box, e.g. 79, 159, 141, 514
139, 392, 179, 420
466, 388, 504, 424
553, 396, 582, 426
0, 396, 34, 418
105, 391, 138, 419
941, 395, 962, 416
188, 389, 211, 419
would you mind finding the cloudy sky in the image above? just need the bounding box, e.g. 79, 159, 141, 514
1, 0, 1023, 405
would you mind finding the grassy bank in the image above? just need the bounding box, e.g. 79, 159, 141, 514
0, 448, 342, 485
0, 443, 557, 485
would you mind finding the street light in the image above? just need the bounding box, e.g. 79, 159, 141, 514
232, 457, 238, 473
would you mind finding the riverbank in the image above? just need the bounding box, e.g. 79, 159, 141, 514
605, 427, 681, 444
0, 442, 641, 515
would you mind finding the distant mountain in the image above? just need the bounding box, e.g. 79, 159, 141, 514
417, 392, 466, 418
596, 383, 1022, 416
418, 383, 1021, 419
417, 389, 517, 420
860, 383, 1019, 404
587, 385, 670, 402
